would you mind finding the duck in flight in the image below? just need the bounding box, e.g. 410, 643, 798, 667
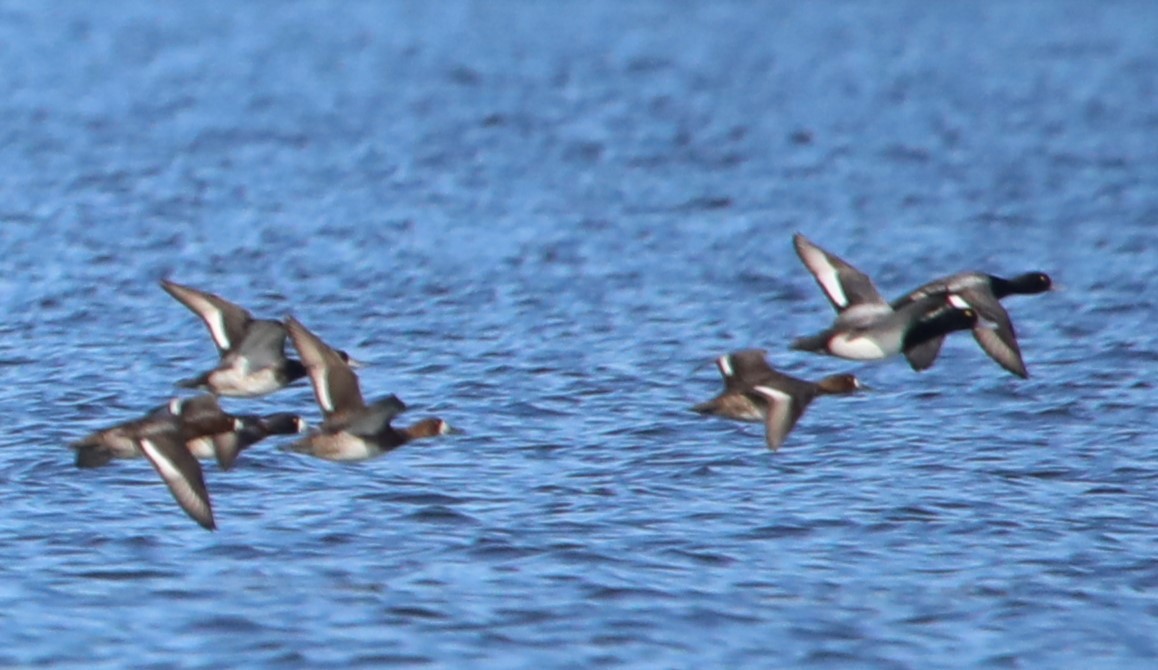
283, 316, 457, 461
790, 234, 981, 366
70, 395, 302, 530
160, 279, 357, 397
693, 349, 864, 451
890, 271, 1052, 378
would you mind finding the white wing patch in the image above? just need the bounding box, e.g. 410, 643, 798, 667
317, 368, 335, 413
209, 311, 231, 351
798, 243, 849, 308
139, 437, 213, 528
139, 438, 184, 483
717, 355, 733, 378
816, 265, 849, 309
752, 385, 794, 451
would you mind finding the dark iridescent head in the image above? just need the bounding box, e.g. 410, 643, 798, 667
1015, 272, 1052, 293
995, 272, 1052, 298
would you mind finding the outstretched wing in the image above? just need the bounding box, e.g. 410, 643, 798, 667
751, 385, 802, 452
793, 234, 887, 312
286, 316, 365, 420
946, 287, 1026, 378
904, 335, 945, 371
161, 279, 254, 355
136, 423, 216, 530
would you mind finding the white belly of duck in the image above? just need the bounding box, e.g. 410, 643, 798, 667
209, 366, 283, 397
299, 431, 383, 461
828, 332, 895, 360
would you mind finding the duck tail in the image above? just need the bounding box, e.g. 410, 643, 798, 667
72, 443, 114, 468
789, 332, 829, 354
691, 399, 718, 415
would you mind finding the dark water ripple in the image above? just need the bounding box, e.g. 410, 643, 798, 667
1, 0, 1156, 668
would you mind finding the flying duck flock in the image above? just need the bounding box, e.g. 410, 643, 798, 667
71, 280, 456, 530
692, 234, 1051, 453
70, 234, 1050, 530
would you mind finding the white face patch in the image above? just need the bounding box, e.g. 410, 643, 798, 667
168, 397, 184, 415
438, 421, 452, 436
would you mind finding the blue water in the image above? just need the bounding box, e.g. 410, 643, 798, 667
1, 1, 1156, 667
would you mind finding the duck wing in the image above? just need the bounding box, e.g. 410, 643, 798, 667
177, 394, 237, 437
136, 422, 215, 530
750, 385, 805, 452
230, 319, 290, 371
715, 349, 779, 390
342, 395, 408, 437
209, 416, 272, 471
903, 336, 946, 371
793, 234, 887, 313
961, 290, 1027, 378
161, 280, 254, 356
286, 316, 365, 420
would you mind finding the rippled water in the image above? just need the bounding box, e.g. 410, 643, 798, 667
1, 1, 1156, 667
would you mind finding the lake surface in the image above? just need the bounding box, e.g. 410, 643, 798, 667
1, 1, 1156, 667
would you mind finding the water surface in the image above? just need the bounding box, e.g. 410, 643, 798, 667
0, 1, 1156, 668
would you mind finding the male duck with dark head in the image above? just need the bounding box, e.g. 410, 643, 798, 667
790, 233, 979, 366
160, 279, 356, 397
283, 316, 456, 461
891, 271, 1052, 378
71, 395, 307, 530
692, 349, 863, 451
